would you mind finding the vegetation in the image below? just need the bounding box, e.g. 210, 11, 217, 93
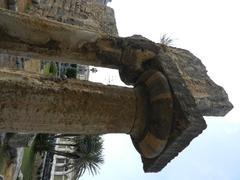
160, 34, 173, 46
43, 62, 58, 76
66, 67, 77, 78
35, 134, 104, 179
21, 142, 36, 180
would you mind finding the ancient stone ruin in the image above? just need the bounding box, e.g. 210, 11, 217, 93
0, 0, 232, 176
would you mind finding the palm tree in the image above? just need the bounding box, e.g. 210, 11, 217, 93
35, 134, 104, 178
65, 135, 104, 179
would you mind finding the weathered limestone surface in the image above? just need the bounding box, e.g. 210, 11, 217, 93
0, 7, 104, 66
0, 9, 232, 116
140, 51, 206, 172
0, 69, 136, 134
161, 47, 233, 116
27, 0, 118, 36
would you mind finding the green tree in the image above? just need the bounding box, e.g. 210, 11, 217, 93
65, 67, 77, 78
35, 134, 104, 178
43, 62, 57, 76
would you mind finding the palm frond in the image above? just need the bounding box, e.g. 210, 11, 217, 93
62, 135, 104, 179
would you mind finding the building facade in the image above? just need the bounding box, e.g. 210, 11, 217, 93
50, 138, 75, 180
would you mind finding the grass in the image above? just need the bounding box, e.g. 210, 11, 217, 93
160, 34, 173, 46
21, 142, 36, 180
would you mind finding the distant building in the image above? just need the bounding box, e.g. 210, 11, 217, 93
58, 63, 90, 80
0, 54, 24, 69
41, 61, 90, 80
0, 54, 41, 73
50, 138, 75, 180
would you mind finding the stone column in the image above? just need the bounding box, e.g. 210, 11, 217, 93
0, 69, 136, 134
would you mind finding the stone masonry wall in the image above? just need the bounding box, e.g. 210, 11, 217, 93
27, 0, 118, 36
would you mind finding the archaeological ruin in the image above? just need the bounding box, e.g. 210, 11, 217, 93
0, 0, 233, 178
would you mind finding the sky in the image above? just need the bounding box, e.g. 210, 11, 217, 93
82, 0, 240, 179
